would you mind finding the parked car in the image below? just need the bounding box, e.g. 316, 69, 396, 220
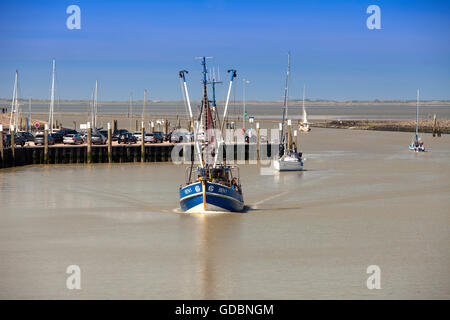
133, 131, 143, 141
112, 129, 129, 141
99, 130, 109, 138
34, 134, 55, 145
169, 132, 183, 143
118, 132, 137, 144
17, 131, 35, 142
144, 133, 156, 143
51, 132, 64, 143
91, 133, 106, 145
152, 131, 164, 143
3, 134, 26, 147
63, 134, 83, 145
163, 132, 171, 142
60, 129, 78, 136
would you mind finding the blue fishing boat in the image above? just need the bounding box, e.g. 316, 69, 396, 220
178, 57, 244, 213
180, 168, 244, 213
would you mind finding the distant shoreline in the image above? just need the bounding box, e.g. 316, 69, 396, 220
1, 99, 450, 107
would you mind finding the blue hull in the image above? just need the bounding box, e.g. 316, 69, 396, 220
180, 181, 244, 213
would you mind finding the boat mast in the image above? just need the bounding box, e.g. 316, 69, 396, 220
9, 70, 19, 129
129, 92, 133, 131
89, 90, 94, 128
142, 89, 147, 121
210, 67, 223, 130
200, 56, 214, 167
280, 52, 291, 151
302, 84, 307, 124
93, 79, 98, 130
28, 97, 31, 130
415, 88, 419, 140
49, 59, 55, 132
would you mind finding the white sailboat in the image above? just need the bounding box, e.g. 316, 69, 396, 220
299, 84, 310, 132
274, 52, 304, 172
409, 89, 426, 152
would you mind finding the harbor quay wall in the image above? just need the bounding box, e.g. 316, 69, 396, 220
0, 143, 276, 169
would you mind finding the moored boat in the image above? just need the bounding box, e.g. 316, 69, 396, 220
409, 89, 426, 152
275, 52, 304, 172
298, 84, 311, 133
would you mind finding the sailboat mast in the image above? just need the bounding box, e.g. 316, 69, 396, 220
416, 88, 419, 139
280, 52, 290, 147
302, 84, 306, 122
15, 72, 19, 128
28, 97, 31, 130
129, 92, 133, 131
49, 59, 55, 132
10, 70, 18, 129
90, 90, 94, 128
143, 89, 147, 121
94, 79, 98, 130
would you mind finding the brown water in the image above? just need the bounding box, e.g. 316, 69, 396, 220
0, 128, 449, 299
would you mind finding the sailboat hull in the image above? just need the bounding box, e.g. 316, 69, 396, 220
180, 181, 244, 213
274, 159, 303, 171
298, 125, 310, 132
409, 144, 426, 152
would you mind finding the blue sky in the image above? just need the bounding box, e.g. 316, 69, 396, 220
0, 0, 449, 101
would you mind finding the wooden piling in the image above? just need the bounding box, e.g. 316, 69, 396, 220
10, 125, 16, 161
0, 124, 4, 164
113, 120, 118, 132
44, 125, 48, 163
287, 119, 292, 149
73, 121, 77, 130
256, 122, 260, 160
294, 129, 298, 152
107, 122, 112, 163
141, 121, 145, 163
433, 114, 437, 137
87, 122, 92, 164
